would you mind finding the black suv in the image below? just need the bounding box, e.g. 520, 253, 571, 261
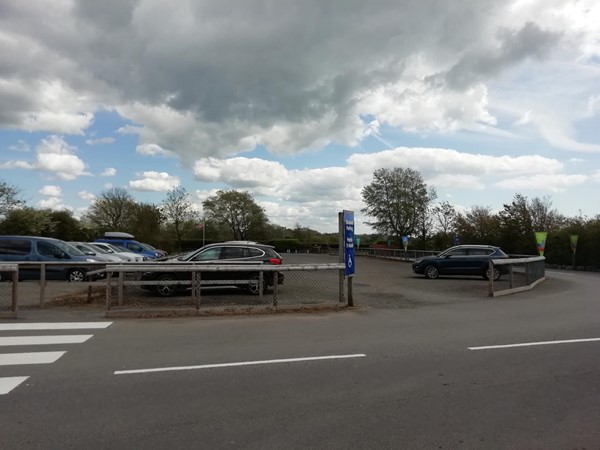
141, 241, 284, 296
412, 245, 508, 280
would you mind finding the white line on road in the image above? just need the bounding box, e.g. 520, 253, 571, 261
0, 335, 93, 346
469, 338, 600, 351
0, 351, 66, 366
0, 322, 112, 331
115, 353, 367, 375
0, 376, 29, 395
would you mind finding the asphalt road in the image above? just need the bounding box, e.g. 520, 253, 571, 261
2, 256, 600, 449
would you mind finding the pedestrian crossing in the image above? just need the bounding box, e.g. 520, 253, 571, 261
0, 321, 112, 395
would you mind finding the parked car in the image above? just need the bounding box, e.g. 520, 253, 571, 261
87, 242, 146, 262
412, 245, 509, 280
141, 241, 284, 296
0, 236, 103, 282
68, 242, 123, 263
94, 232, 167, 259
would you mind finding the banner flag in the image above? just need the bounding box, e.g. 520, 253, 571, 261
535, 231, 548, 256
569, 234, 579, 253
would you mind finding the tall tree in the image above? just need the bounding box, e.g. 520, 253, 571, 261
161, 187, 197, 250
498, 194, 535, 254
529, 196, 564, 232
83, 187, 136, 231
203, 190, 268, 240
0, 180, 25, 218
128, 202, 164, 245
454, 206, 500, 244
361, 168, 435, 241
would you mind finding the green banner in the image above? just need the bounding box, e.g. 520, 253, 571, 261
570, 234, 579, 253
535, 231, 548, 256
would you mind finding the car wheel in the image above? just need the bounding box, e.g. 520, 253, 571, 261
424, 265, 439, 279
483, 267, 501, 281
155, 274, 178, 297
247, 274, 268, 295
67, 268, 86, 282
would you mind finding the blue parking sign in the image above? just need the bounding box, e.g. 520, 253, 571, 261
343, 210, 355, 276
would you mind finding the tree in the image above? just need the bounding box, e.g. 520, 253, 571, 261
0, 207, 54, 236
498, 194, 534, 254
361, 168, 435, 241
49, 210, 87, 241
0, 180, 25, 218
83, 187, 136, 231
161, 187, 198, 250
202, 190, 269, 241
529, 196, 565, 232
431, 201, 457, 248
128, 203, 164, 246
454, 206, 500, 244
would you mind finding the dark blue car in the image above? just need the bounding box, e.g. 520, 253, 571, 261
412, 245, 509, 281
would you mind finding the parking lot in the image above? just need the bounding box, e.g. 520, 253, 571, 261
6, 252, 548, 312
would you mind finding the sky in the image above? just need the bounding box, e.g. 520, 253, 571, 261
0, 0, 599, 234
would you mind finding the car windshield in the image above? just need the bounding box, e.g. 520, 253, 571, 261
57, 241, 85, 257
90, 245, 109, 254
113, 244, 130, 252
178, 249, 201, 261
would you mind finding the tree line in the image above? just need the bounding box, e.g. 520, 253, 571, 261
1, 172, 599, 269
360, 168, 600, 269
0, 182, 278, 252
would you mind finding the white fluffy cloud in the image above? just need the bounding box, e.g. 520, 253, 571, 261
78, 190, 96, 202
1, 135, 89, 180
38, 185, 62, 197
100, 167, 116, 177
188, 146, 592, 230
128, 171, 180, 192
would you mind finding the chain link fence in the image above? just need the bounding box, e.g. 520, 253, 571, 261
103, 263, 346, 314
0, 264, 18, 318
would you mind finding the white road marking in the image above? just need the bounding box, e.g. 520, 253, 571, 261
469, 337, 600, 351
0, 351, 66, 366
0, 335, 93, 346
115, 353, 367, 375
0, 376, 29, 395
0, 322, 112, 331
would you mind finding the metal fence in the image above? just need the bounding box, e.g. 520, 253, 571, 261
0, 264, 18, 318
488, 256, 546, 297
102, 263, 346, 315
357, 248, 438, 261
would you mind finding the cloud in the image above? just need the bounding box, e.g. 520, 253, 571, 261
1, 0, 597, 162
37, 196, 70, 210
8, 140, 30, 152
86, 137, 116, 145
39, 185, 62, 197
494, 174, 588, 192
0, 135, 90, 180
128, 171, 180, 192
78, 190, 96, 202
186, 145, 591, 229
100, 167, 116, 177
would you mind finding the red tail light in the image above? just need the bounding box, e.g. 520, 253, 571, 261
269, 258, 282, 265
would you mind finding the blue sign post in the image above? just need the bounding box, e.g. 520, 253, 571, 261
343, 210, 355, 277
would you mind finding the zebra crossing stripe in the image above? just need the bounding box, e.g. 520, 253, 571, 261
0, 335, 93, 346
0, 322, 112, 331
0, 376, 29, 395
0, 351, 66, 366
